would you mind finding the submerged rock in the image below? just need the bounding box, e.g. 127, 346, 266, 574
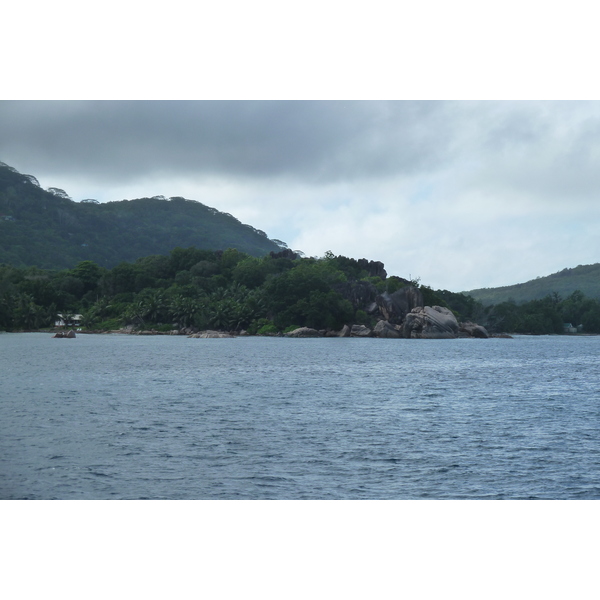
188, 330, 236, 338
53, 330, 76, 338
284, 327, 321, 338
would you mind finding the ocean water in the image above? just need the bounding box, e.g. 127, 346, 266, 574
1, 332, 599, 499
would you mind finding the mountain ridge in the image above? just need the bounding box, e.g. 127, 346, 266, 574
0, 161, 283, 270
466, 263, 600, 305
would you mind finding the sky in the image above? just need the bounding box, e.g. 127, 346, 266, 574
2, 100, 600, 291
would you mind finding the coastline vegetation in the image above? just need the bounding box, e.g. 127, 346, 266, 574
466, 263, 600, 305
1, 246, 599, 335
0, 247, 475, 334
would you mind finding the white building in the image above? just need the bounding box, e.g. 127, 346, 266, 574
54, 314, 83, 327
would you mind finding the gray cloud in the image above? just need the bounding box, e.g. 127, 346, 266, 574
5, 101, 599, 199
461, 101, 600, 205
0, 100, 462, 183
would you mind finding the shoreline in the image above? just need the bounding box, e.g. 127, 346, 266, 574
1, 327, 523, 339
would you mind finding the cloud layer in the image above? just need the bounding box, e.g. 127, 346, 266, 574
2, 100, 600, 291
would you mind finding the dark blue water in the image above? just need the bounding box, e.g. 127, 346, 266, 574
1, 332, 599, 499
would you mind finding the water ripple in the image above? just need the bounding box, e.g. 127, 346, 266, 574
2, 333, 600, 499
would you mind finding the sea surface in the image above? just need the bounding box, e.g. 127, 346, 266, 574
1, 332, 599, 499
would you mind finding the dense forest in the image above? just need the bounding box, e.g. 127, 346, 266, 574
483, 291, 600, 334
2, 245, 599, 335
0, 161, 282, 269
0, 247, 484, 334
466, 263, 600, 305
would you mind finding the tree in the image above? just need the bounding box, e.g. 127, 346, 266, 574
232, 257, 268, 289
47, 187, 72, 200
220, 248, 246, 274
138, 291, 169, 323
168, 247, 217, 275
100, 262, 138, 296
486, 300, 521, 333
69, 261, 104, 294
582, 309, 600, 333
170, 295, 201, 328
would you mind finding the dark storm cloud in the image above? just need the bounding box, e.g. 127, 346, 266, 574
0, 100, 459, 184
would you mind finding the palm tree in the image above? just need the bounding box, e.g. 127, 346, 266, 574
145, 293, 167, 323
170, 295, 201, 328
126, 301, 147, 329
80, 309, 99, 330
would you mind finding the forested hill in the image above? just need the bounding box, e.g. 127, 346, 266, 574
466, 263, 600, 305
0, 161, 283, 270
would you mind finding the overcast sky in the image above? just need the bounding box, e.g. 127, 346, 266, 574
2, 100, 599, 291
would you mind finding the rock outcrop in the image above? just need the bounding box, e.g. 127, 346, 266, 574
269, 248, 300, 260
376, 287, 423, 324
284, 327, 321, 338
357, 258, 387, 279
403, 306, 459, 339
188, 330, 236, 338
350, 324, 372, 337
372, 320, 403, 338
53, 330, 76, 338
459, 321, 489, 338
332, 280, 378, 310
339, 324, 351, 337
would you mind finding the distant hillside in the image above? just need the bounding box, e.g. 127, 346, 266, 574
466, 263, 600, 305
0, 162, 283, 270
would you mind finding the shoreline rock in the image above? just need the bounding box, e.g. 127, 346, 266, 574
459, 321, 489, 339
46, 311, 498, 340
372, 319, 403, 338
350, 324, 372, 337
403, 306, 460, 339
53, 329, 76, 338
188, 330, 236, 338
284, 327, 321, 338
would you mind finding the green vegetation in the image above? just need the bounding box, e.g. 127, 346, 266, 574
0, 161, 282, 270
0, 250, 351, 332
483, 290, 600, 334
463, 264, 600, 334
3, 247, 600, 335
466, 263, 600, 305
0, 247, 486, 334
